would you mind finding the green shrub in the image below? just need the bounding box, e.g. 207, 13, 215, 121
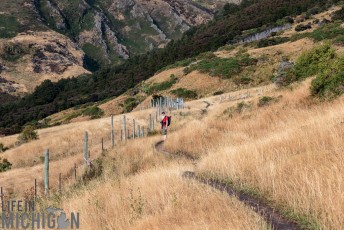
2, 43, 28, 62
17, 125, 39, 145
187, 55, 257, 79
157, 58, 196, 73
309, 23, 344, 41
82, 106, 104, 119
258, 96, 276, 107
196, 51, 217, 60
0, 157, 12, 172
295, 23, 312, 32
235, 76, 253, 85
123, 97, 140, 112
257, 37, 290, 48
286, 43, 337, 84
332, 7, 344, 21
311, 55, 344, 98
0, 143, 8, 153
223, 101, 251, 118
0, 15, 20, 38
291, 23, 344, 43
145, 75, 177, 94
170, 88, 198, 99
213, 91, 224, 96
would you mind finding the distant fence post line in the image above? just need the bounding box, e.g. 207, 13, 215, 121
44, 149, 49, 196
111, 115, 115, 147
84, 131, 89, 166
122, 115, 126, 141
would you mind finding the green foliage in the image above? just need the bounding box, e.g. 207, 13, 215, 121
332, 7, 344, 21
295, 23, 312, 32
234, 76, 253, 85
286, 43, 337, 84
0, 143, 7, 153
213, 91, 224, 96
144, 75, 177, 94
223, 101, 252, 118
257, 96, 277, 107
0, 157, 12, 172
186, 55, 257, 79
308, 23, 344, 42
257, 37, 290, 48
123, 97, 140, 113
196, 51, 217, 60
284, 43, 344, 98
82, 106, 104, 119
2, 43, 28, 62
291, 23, 344, 44
17, 125, 39, 145
0, 15, 20, 38
311, 55, 344, 98
170, 88, 198, 99
157, 58, 196, 73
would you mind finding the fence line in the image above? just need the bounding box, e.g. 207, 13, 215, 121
0, 95, 185, 200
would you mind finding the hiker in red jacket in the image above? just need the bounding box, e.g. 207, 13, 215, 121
161, 112, 168, 141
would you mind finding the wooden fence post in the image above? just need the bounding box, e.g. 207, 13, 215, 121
142, 127, 145, 137
74, 163, 77, 180
122, 115, 126, 141
44, 149, 49, 196
101, 138, 104, 151
149, 114, 152, 132
0, 187, 3, 202
127, 129, 130, 140
34, 179, 37, 199
133, 119, 136, 139
137, 125, 140, 138
59, 173, 62, 194
111, 115, 114, 147
84, 131, 88, 166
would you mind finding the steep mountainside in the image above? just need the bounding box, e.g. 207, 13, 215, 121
34, 0, 239, 67
0, 0, 239, 96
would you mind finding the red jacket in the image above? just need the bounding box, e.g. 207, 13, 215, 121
161, 116, 168, 128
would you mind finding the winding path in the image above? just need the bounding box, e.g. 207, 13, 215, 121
155, 141, 302, 230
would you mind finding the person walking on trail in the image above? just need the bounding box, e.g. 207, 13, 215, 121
161, 112, 169, 141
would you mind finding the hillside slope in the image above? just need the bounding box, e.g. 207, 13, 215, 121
1, 0, 335, 135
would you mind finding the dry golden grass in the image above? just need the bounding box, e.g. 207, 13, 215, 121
61, 165, 267, 230
164, 80, 344, 229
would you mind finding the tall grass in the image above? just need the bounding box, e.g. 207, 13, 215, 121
166, 81, 344, 229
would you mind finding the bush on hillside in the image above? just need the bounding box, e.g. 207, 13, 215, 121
0, 143, 8, 153
257, 37, 290, 48
311, 55, 344, 98
170, 88, 198, 99
295, 23, 312, 32
82, 106, 104, 119
17, 125, 39, 145
144, 75, 177, 94
332, 7, 344, 21
186, 55, 257, 79
257, 96, 278, 107
285, 43, 337, 84
123, 97, 140, 113
0, 157, 12, 172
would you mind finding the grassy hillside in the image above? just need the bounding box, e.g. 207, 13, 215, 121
1, 0, 337, 135
1, 6, 344, 228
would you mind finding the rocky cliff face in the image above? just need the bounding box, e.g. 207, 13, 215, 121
32, 0, 238, 66
0, 0, 239, 94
